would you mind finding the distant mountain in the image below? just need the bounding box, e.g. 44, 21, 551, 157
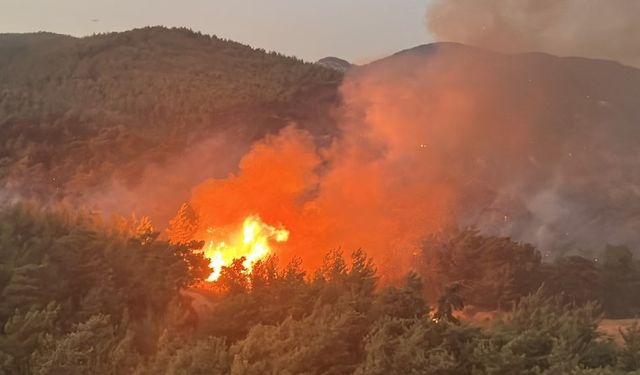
316, 56, 352, 72
0, 27, 342, 201
352, 42, 640, 253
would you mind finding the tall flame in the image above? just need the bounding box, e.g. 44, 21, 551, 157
203, 215, 289, 281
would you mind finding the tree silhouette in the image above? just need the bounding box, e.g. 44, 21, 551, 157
433, 282, 465, 324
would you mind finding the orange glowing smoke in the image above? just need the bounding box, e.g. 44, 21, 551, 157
203, 215, 289, 281
172, 123, 455, 279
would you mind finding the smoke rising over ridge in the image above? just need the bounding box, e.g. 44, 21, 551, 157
181, 43, 640, 276
5, 26, 637, 278
427, 0, 640, 68
359, 44, 640, 256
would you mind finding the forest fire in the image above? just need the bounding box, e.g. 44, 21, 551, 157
203, 215, 289, 281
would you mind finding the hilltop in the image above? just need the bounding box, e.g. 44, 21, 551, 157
0, 27, 342, 201
316, 56, 352, 72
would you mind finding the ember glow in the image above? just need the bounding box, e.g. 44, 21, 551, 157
203, 215, 289, 281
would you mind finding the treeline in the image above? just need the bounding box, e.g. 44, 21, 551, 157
0, 204, 210, 373
422, 229, 640, 318
0, 27, 342, 200
1, 205, 640, 374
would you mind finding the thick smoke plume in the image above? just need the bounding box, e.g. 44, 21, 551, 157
80, 134, 250, 227
185, 122, 455, 275
427, 0, 640, 67
131, 3, 640, 276
182, 43, 640, 275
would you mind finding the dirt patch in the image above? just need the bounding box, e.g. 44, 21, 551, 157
599, 319, 640, 344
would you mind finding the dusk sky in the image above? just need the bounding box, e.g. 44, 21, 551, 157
0, 0, 433, 62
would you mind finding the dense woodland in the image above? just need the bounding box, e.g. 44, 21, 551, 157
1, 205, 640, 374
2, 27, 640, 374
0, 27, 341, 201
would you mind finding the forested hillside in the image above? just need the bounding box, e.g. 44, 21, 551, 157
3, 27, 640, 374
0, 27, 341, 201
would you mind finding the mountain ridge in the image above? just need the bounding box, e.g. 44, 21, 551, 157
2, 28, 640, 255
0, 26, 342, 204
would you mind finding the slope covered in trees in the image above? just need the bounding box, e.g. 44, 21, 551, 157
2, 28, 640, 374
3, 31, 640, 259
0, 27, 341, 201
420, 229, 640, 318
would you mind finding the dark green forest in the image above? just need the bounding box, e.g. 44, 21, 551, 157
1, 205, 640, 374
0, 27, 341, 201
3, 27, 640, 374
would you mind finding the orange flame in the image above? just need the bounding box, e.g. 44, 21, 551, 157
203, 215, 289, 281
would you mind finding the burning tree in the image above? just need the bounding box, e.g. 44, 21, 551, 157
167, 202, 200, 245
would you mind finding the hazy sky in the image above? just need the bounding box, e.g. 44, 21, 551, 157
0, 0, 433, 62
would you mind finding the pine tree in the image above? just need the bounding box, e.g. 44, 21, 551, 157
619, 323, 640, 371
166, 202, 199, 244
0, 302, 59, 373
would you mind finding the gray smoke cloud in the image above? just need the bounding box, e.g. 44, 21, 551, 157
78, 133, 250, 227
337, 42, 640, 256
181, 40, 640, 278
427, 0, 640, 68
